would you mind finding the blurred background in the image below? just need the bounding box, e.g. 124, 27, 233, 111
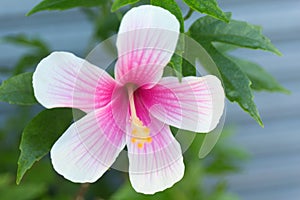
0, 0, 299, 199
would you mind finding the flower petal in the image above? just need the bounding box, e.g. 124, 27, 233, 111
127, 124, 184, 194
137, 75, 225, 133
126, 95, 184, 194
33, 51, 116, 112
51, 88, 128, 183
115, 5, 180, 87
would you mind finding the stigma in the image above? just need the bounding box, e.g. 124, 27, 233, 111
127, 84, 152, 149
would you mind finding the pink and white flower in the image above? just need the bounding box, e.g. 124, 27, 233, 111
32, 5, 225, 194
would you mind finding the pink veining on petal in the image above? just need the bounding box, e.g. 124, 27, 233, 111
33, 51, 118, 112
50, 86, 129, 183
136, 76, 224, 133
127, 115, 184, 194
115, 5, 180, 87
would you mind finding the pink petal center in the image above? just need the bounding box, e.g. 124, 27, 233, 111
126, 84, 152, 149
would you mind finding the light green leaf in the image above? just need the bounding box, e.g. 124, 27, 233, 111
27, 0, 107, 16
0, 184, 46, 200
111, 0, 140, 12
0, 174, 46, 200
228, 56, 289, 93
190, 13, 281, 55
151, 0, 184, 32
13, 54, 45, 75
212, 42, 238, 53
17, 108, 73, 184
2, 35, 49, 52
0, 72, 37, 105
1, 35, 50, 74
183, 0, 229, 22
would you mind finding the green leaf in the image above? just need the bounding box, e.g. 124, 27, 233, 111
228, 56, 290, 93
17, 108, 73, 184
212, 42, 238, 53
151, 0, 184, 32
111, 0, 140, 12
206, 45, 263, 126
188, 15, 283, 126
190, 13, 281, 55
1, 35, 50, 75
2, 35, 49, 52
183, 0, 229, 22
0, 183, 46, 200
13, 54, 45, 75
182, 58, 196, 77
0, 72, 37, 105
27, 0, 107, 16
0, 174, 46, 200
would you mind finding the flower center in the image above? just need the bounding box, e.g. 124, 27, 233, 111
127, 84, 152, 149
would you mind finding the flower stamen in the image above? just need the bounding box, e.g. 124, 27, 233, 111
127, 84, 152, 148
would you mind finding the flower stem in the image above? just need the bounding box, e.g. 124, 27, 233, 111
74, 183, 90, 200
184, 8, 194, 21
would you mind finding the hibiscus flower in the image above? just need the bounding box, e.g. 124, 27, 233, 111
32, 5, 225, 194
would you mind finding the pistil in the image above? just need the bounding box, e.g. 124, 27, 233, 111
127, 84, 152, 148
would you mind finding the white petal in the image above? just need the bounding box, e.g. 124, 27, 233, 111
33, 51, 116, 112
115, 5, 180, 87
127, 120, 184, 194
138, 75, 225, 132
51, 99, 127, 183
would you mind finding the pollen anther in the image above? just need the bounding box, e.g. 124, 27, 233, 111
127, 84, 152, 149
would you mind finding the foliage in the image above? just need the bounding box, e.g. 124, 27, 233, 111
17, 108, 73, 184
27, 0, 108, 16
111, 0, 140, 12
188, 13, 284, 126
183, 0, 229, 22
0, 72, 37, 105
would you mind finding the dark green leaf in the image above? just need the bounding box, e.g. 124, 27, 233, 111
190, 13, 281, 55
0, 72, 37, 105
111, 0, 140, 12
182, 58, 196, 77
188, 15, 283, 126
17, 108, 73, 184
228, 56, 289, 93
27, 0, 107, 16
183, 0, 229, 22
205, 45, 263, 126
151, 0, 184, 32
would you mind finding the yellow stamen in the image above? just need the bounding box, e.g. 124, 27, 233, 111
131, 138, 136, 143
137, 143, 144, 149
127, 84, 152, 149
